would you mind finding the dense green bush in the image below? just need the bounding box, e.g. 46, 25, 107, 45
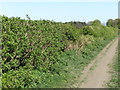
2, 68, 41, 88
2, 16, 66, 73
1, 15, 118, 88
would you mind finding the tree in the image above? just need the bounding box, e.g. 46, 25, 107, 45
106, 19, 114, 27
87, 19, 101, 26
106, 19, 120, 28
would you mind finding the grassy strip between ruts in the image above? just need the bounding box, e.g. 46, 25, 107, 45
106, 38, 120, 89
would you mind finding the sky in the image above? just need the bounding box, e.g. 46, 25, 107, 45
0, 1, 118, 23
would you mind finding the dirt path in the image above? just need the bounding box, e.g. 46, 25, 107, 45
72, 38, 118, 88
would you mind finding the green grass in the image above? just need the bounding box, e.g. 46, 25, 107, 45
106, 46, 119, 88
2, 38, 117, 88
34, 38, 116, 88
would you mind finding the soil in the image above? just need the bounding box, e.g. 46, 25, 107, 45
72, 38, 118, 88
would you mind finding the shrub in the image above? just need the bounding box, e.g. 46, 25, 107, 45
2, 15, 118, 88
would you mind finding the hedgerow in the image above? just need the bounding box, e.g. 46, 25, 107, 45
1, 15, 118, 88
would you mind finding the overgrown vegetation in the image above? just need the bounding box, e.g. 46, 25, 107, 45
107, 51, 119, 88
1, 15, 118, 88
107, 37, 120, 89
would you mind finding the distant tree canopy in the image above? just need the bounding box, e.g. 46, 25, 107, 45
65, 21, 87, 28
106, 19, 120, 29
87, 19, 101, 26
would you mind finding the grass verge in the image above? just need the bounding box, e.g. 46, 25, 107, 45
106, 44, 119, 88
35, 38, 116, 88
